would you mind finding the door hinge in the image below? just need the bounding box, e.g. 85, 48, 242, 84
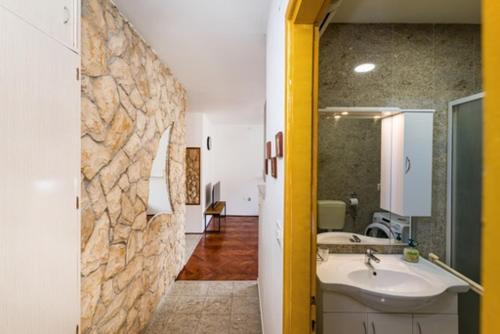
311, 296, 317, 305
76, 196, 80, 210
76, 324, 79, 334
76, 67, 80, 80
311, 320, 316, 331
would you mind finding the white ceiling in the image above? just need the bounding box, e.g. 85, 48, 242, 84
113, 0, 270, 124
333, 0, 481, 24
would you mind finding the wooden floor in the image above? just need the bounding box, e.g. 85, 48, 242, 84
177, 216, 258, 280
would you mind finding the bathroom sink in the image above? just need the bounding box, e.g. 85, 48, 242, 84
317, 254, 469, 312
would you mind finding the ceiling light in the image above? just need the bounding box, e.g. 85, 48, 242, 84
373, 115, 381, 120
334, 115, 341, 120
341, 111, 349, 116
354, 63, 376, 73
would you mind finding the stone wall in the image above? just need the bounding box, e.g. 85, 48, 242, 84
80, 0, 187, 333
319, 24, 482, 258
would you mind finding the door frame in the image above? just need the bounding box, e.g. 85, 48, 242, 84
446, 92, 485, 265
283, 0, 329, 333
482, 1, 500, 333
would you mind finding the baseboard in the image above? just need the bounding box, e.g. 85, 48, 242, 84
226, 215, 259, 218
257, 277, 265, 334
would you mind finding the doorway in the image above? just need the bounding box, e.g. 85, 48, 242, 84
447, 93, 484, 334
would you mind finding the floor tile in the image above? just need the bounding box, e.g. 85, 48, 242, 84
196, 314, 231, 334
203, 296, 232, 314
173, 296, 207, 314
231, 296, 260, 315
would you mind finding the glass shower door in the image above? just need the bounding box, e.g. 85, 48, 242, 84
449, 94, 483, 334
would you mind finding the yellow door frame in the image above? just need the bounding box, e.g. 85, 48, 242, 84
283, 1, 329, 333
482, 1, 500, 333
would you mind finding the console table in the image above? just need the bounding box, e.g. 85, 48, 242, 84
203, 201, 227, 233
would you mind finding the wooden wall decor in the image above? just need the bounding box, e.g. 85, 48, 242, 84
275, 131, 283, 157
266, 141, 272, 159
271, 157, 278, 178
186, 147, 201, 205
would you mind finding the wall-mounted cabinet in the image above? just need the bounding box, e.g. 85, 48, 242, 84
381, 111, 434, 217
0, 0, 79, 52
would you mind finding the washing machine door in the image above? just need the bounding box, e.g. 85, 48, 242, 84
365, 222, 392, 239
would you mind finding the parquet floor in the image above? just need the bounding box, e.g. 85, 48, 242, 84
177, 216, 258, 280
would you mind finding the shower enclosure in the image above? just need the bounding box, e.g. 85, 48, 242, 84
447, 93, 484, 334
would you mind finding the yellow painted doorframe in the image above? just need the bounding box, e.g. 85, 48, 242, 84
482, 1, 500, 334
283, 1, 329, 333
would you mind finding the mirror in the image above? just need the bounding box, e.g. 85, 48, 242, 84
147, 124, 173, 216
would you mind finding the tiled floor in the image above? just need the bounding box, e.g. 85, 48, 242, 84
144, 281, 262, 334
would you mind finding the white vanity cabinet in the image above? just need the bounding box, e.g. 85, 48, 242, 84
0, 0, 79, 51
319, 291, 459, 334
380, 111, 434, 217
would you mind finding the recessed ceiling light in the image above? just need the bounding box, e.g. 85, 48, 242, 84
341, 111, 349, 116
354, 63, 376, 73
373, 115, 381, 120
334, 115, 341, 120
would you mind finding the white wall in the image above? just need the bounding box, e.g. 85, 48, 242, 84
210, 124, 264, 215
259, 0, 288, 333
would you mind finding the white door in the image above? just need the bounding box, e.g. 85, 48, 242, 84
368, 313, 413, 334
323, 313, 368, 334
0, 6, 80, 334
0, 0, 78, 50
413, 315, 458, 334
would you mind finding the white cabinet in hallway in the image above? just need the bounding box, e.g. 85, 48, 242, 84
0, 3, 80, 334
0, 0, 79, 50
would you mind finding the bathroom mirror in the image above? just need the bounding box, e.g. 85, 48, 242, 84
317, 108, 410, 245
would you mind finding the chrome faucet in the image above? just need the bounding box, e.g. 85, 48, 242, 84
365, 248, 380, 270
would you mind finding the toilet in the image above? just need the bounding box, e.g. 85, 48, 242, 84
318, 200, 346, 231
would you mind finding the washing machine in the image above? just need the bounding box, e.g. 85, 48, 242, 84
364, 212, 410, 243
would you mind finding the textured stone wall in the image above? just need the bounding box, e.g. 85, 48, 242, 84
318, 116, 381, 234
80, 0, 187, 333
319, 24, 482, 258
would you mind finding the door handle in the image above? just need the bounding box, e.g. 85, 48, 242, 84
63, 6, 71, 24
417, 322, 422, 334
371, 321, 376, 334
405, 156, 412, 174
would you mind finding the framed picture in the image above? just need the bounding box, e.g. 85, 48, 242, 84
271, 157, 277, 178
275, 131, 283, 158
186, 147, 201, 205
266, 141, 272, 159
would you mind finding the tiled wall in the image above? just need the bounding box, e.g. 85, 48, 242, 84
318, 116, 381, 234
319, 24, 482, 258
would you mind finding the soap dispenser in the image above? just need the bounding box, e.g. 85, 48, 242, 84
403, 239, 420, 263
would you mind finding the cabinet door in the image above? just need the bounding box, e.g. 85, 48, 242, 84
0, 6, 80, 334
323, 313, 368, 334
368, 313, 413, 334
380, 117, 392, 211
402, 112, 433, 216
413, 315, 458, 334
0, 0, 78, 50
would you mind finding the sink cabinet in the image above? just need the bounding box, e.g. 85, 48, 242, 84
318, 290, 459, 334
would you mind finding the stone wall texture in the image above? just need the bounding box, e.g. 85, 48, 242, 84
319, 24, 482, 258
80, 0, 187, 333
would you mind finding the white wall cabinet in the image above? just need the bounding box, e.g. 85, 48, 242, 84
381, 112, 434, 217
0, 4, 80, 334
0, 0, 79, 51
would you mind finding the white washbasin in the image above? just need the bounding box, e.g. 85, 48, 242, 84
317, 232, 404, 245
317, 254, 469, 312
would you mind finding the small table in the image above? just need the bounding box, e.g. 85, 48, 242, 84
203, 201, 227, 233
